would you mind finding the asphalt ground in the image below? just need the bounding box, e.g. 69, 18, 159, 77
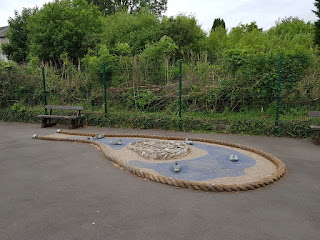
0, 122, 319, 240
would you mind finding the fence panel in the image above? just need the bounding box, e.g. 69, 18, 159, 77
277, 53, 320, 138
1, 53, 319, 138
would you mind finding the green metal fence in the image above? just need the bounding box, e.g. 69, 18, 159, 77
1, 53, 319, 138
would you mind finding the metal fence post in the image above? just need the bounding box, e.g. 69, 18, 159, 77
103, 64, 108, 118
179, 60, 182, 131
275, 54, 283, 136
42, 66, 47, 114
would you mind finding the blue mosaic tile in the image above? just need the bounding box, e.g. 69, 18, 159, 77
129, 142, 256, 181
93, 138, 141, 150
69, 136, 141, 150
68, 136, 256, 181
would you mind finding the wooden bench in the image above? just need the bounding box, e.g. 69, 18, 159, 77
308, 111, 320, 142
38, 105, 84, 129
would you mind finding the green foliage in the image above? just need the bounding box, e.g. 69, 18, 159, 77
240, 21, 262, 32
114, 42, 132, 56
101, 11, 161, 54
140, 36, 178, 84
219, 50, 312, 110
1, 107, 315, 138
2, 8, 38, 63
27, 0, 102, 62
226, 24, 265, 52
86, 0, 167, 16
281, 53, 312, 92
161, 15, 206, 57
0, 109, 41, 123
125, 88, 158, 110
82, 44, 117, 83
0, 60, 42, 107
207, 26, 227, 61
10, 102, 26, 112
266, 17, 315, 53
142, 35, 178, 59
1, 5, 319, 139
0, 60, 17, 71
211, 18, 226, 32
42, 57, 104, 106
278, 119, 313, 138
100, 12, 206, 57
314, 0, 320, 45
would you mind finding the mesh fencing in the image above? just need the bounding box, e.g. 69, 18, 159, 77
1, 53, 319, 137
277, 54, 320, 137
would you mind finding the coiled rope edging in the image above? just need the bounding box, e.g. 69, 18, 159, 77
33, 130, 287, 192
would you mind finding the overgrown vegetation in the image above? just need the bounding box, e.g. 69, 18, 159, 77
1, 0, 320, 138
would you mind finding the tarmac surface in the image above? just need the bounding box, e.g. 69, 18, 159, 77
0, 122, 319, 240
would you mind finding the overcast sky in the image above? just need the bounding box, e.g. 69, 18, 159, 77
0, 0, 318, 33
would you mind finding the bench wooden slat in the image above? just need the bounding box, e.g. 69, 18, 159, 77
45, 105, 84, 111
308, 111, 320, 117
310, 125, 320, 131
309, 112, 320, 143
38, 115, 79, 120
38, 105, 84, 128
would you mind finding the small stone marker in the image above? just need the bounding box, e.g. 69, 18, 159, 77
110, 140, 122, 145
229, 155, 238, 162
173, 161, 181, 173
185, 138, 193, 145
96, 134, 104, 139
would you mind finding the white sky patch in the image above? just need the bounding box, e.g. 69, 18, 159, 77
0, 0, 52, 26
166, 0, 317, 33
0, 0, 318, 33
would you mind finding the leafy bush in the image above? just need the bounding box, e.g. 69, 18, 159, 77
27, 0, 102, 63
0, 60, 41, 107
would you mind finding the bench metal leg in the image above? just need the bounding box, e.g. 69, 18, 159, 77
41, 118, 46, 128
40, 117, 83, 129
70, 119, 76, 129
80, 118, 84, 127
69, 119, 82, 129
41, 118, 56, 128
315, 132, 320, 144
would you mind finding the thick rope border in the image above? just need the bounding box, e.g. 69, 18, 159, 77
34, 130, 287, 192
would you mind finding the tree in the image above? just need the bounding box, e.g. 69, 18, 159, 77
207, 25, 227, 61
101, 11, 162, 54
226, 22, 264, 51
142, 35, 178, 61
27, 0, 102, 63
210, 18, 226, 32
86, 0, 167, 16
240, 21, 262, 33
313, 0, 320, 45
266, 17, 314, 53
142, 36, 178, 83
2, 8, 38, 63
82, 44, 117, 82
161, 14, 206, 56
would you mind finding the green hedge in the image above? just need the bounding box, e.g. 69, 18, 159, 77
0, 109, 41, 123
0, 108, 315, 139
